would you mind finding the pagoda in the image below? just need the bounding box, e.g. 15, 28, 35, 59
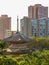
4, 16, 32, 55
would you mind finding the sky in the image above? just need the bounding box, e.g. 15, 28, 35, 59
0, 0, 49, 31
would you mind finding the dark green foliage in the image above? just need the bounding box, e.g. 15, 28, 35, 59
0, 50, 49, 65
0, 41, 7, 49
29, 38, 49, 50
0, 41, 7, 55
0, 56, 19, 65
18, 50, 49, 65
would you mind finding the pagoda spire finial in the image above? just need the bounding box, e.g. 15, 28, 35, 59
17, 16, 19, 32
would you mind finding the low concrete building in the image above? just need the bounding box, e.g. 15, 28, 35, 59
5, 30, 16, 38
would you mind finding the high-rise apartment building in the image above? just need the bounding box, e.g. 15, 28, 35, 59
28, 4, 48, 19
21, 17, 49, 38
0, 15, 11, 40
20, 17, 32, 37
31, 18, 48, 38
20, 4, 49, 37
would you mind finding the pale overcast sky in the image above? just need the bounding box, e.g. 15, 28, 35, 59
0, 0, 49, 31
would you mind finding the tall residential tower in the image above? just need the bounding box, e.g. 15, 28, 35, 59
0, 15, 11, 40
28, 4, 48, 19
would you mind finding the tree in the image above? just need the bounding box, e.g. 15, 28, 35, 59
0, 41, 8, 55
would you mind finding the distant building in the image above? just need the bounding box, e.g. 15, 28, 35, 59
20, 16, 32, 37
20, 17, 49, 38
5, 30, 16, 38
31, 18, 49, 38
0, 15, 11, 40
28, 4, 48, 19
